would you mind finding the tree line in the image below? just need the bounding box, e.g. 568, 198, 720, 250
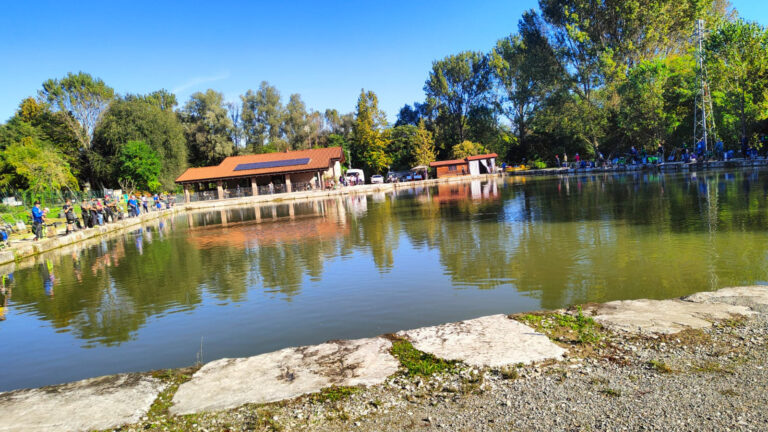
1, 0, 766, 197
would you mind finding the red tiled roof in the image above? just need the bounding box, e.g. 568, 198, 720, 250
430, 159, 467, 167
466, 153, 498, 161
176, 147, 345, 183
429, 153, 498, 167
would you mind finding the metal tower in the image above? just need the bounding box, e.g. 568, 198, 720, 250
693, 19, 717, 153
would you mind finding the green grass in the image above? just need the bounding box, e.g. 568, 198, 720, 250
390, 339, 457, 377
648, 360, 674, 374
599, 388, 622, 397
691, 361, 734, 374
310, 386, 360, 403
518, 306, 603, 345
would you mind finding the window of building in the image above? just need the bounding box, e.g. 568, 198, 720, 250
448, 165, 457, 172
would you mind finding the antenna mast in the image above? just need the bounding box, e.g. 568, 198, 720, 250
693, 19, 717, 153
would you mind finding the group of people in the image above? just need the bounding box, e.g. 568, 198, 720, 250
57, 193, 176, 236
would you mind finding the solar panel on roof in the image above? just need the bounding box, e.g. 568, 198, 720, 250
234, 158, 310, 171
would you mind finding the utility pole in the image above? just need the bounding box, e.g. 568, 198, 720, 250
693, 19, 717, 153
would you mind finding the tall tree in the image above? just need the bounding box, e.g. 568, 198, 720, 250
284, 94, 309, 149
492, 11, 561, 160
38, 72, 115, 150
224, 101, 246, 150
352, 90, 391, 175
412, 120, 437, 167
451, 140, 489, 159
707, 19, 768, 145
324, 109, 354, 138
116, 140, 162, 193
92, 94, 188, 189
424, 51, 493, 153
388, 124, 419, 170
181, 89, 234, 166
240, 82, 286, 152
0, 136, 79, 194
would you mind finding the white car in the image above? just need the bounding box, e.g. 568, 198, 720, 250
370, 175, 384, 184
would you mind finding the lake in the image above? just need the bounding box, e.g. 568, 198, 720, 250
2, 169, 768, 391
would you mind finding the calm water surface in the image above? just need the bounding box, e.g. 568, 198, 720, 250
2, 170, 768, 391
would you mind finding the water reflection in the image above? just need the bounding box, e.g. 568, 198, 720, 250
3, 173, 768, 390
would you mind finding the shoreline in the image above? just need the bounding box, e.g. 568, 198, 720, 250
0, 173, 500, 268
4, 160, 766, 268
1, 285, 767, 431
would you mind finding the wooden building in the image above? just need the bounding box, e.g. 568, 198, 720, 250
429, 153, 498, 178
175, 147, 345, 202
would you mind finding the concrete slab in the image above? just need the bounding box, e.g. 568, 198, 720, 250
396, 314, 566, 368
170, 337, 399, 415
587, 298, 754, 334
0, 373, 166, 432
684, 286, 768, 313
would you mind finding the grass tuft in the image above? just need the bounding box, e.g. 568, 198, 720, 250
310, 386, 360, 403
648, 359, 673, 374
390, 339, 457, 377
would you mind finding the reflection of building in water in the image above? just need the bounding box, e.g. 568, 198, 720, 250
345, 195, 368, 217
187, 199, 350, 250
433, 180, 500, 203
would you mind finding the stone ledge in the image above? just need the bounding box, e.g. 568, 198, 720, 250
0, 373, 166, 432
170, 337, 399, 415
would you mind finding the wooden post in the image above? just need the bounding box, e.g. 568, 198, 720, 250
217, 180, 224, 200
251, 177, 258, 196
285, 174, 292, 193
183, 184, 191, 203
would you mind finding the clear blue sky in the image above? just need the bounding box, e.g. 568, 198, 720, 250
1, 0, 765, 123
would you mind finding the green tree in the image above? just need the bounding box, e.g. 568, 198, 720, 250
3, 98, 84, 182
388, 124, 419, 170
352, 90, 391, 175
241, 82, 286, 152
492, 11, 561, 160
93, 95, 187, 190
425, 51, 493, 154
616, 56, 696, 153
38, 72, 115, 150
181, 89, 235, 166
451, 140, 489, 159
116, 140, 162, 192
284, 94, 310, 149
707, 19, 768, 145
0, 136, 79, 193
412, 120, 437, 167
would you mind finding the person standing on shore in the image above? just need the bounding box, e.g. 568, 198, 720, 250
141, 195, 149, 213
555, 154, 560, 168
31, 201, 45, 241
563, 153, 568, 167
127, 195, 138, 217
63, 199, 76, 234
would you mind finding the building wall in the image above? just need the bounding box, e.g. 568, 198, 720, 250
468, 160, 480, 176
290, 172, 316, 184
435, 163, 469, 178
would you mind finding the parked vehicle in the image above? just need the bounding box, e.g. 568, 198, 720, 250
345, 169, 365, 185
370, 175, 384, 184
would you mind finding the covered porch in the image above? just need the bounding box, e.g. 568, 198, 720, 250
181, 171, 328, 203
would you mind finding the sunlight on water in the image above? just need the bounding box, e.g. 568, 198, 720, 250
2, 169, 768, 390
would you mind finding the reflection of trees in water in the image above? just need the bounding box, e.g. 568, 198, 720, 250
9, 171, 768, 345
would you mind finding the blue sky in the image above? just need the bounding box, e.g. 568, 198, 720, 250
1, 0, 765, 123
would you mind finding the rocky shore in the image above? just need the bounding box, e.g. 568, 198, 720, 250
1, 286, 767, 431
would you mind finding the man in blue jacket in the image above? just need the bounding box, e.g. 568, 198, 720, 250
31, 201, 45, 241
